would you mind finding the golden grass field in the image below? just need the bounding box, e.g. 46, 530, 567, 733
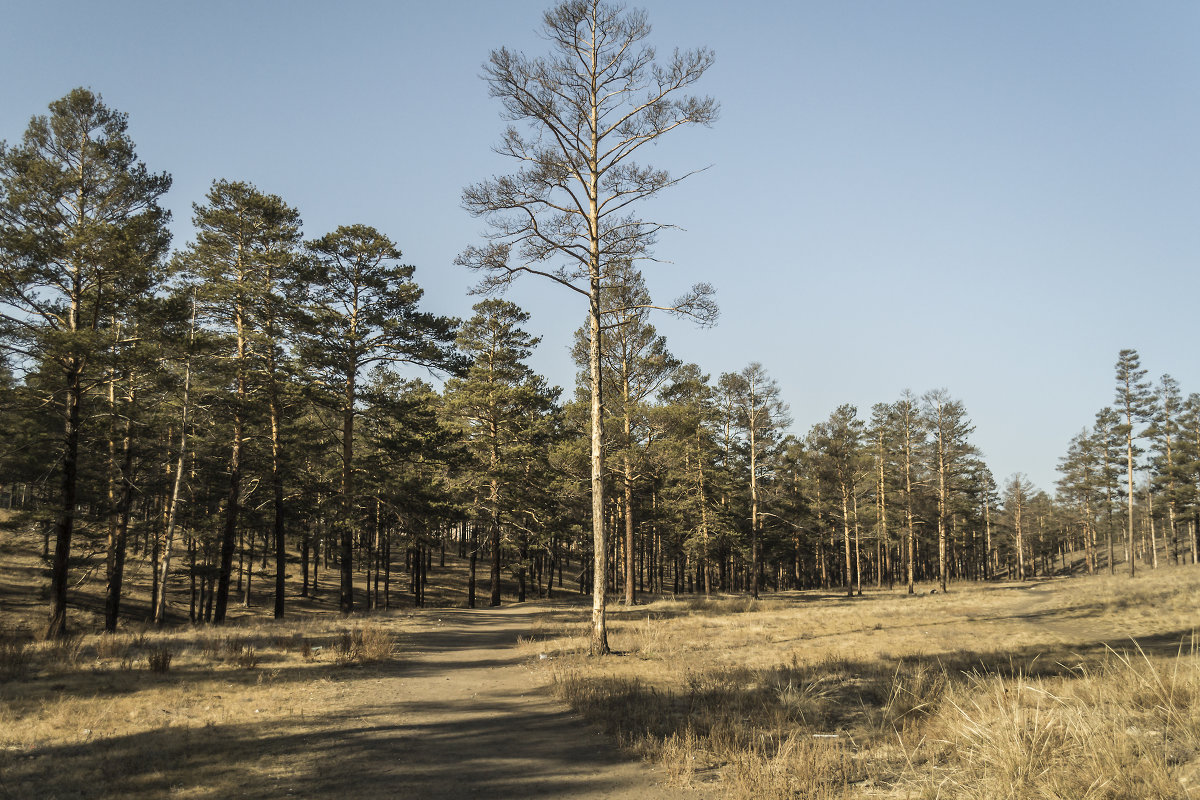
526, 568, 1200, 799
2, 512, 1198, 799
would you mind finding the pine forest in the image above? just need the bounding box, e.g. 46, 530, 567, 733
1, 3, 1197, 799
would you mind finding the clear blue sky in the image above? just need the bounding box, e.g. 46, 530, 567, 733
3, 1, 1198, 492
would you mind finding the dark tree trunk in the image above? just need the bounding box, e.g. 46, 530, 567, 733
46, 360, 83, 639
214, 406, 243, 624
468, 523, 477, 609
104, 418, 137, 633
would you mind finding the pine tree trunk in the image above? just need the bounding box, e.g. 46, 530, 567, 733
156, 355, 190, 624
623, 449, 636, 605
104, 380, 137, 633
270, 384, 286, 618
46, 358, 83, 639
1126, 421, 1137, 577
749, 422, 759, 599
468, 523, 477, 608
1146, 486, 1157, 568
852, 490, 863, 596
588, 260, 609, 654
937, 435, 948, 593
214, 327, 246, 624
243, 527, 254, 607
489, 420, 502, 606
841, 489, 852, 597
340, 372, 356, 613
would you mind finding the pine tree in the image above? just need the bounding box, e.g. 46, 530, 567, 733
445, 299, 557, 607
1003, 474, 1036, 580
723, 363, 790, 598
1092, 407, 1125, 573
302, 225, 459, 613
657, 364, 723, 594
459, 0, 717, 654
922, 391, 976, 593
1113, 349, 1152, 576
1147, 374, 1184, 565
572, 263, 679, 604
99, 294, 183, 631
177, 180, 304, 623
1179, 393, 1200, 564
889, 392, 926, 593
867, 404, 896, 588
810, 405, 866, 596
0, 89, 171, 637
1057, 428, 1102, 575
968, 461, 1000, 579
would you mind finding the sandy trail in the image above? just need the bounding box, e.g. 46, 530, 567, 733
271, 603, 694, 800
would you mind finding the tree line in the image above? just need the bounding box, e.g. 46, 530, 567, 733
1055, 348, 1200, 577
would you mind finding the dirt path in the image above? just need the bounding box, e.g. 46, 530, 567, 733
1, 604, 700, 800
256, 603, 697, 799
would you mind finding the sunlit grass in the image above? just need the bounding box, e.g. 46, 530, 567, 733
546, 566, 1200, 798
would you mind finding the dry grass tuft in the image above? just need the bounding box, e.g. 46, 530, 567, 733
146, 646, 173, 673
914, 647, 1199, 799
232, 645, 259, 669
516, 614, 588, 658
0, 639, 30, 679
45, 634, 86, 668
725, 732, 857, 800
334, 624, 396, 666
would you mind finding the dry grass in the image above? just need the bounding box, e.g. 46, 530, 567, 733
0, 611, 409, 799
333, 623, 397, 665
544, 567, 1200, 799
914, 647, 1199, 799
3, 512, 1198, 799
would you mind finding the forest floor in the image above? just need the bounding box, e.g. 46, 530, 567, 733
1, 514, 1199, 798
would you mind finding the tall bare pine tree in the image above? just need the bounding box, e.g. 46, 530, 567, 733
459, 0, 717, 653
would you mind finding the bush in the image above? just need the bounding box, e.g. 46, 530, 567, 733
147, 647, 173, 673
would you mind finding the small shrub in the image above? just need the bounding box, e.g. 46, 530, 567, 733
195, 635, 258, 667
147, 647, 173, 673
878, 660, 949, 732
358, 625, 395, 663
196, 637, 220, 661
233, 646, 259, 669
